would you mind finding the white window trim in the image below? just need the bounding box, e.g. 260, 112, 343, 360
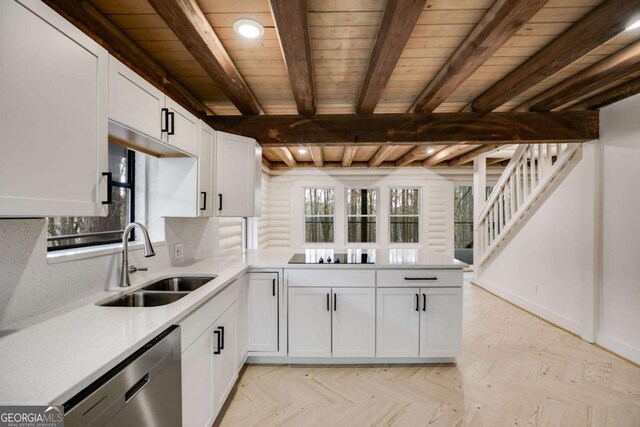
302, 186, 336, 246
388, 186, 422, 246
345, 186, 380, 248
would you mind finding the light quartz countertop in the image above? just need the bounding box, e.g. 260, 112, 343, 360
0, 248, 464, 405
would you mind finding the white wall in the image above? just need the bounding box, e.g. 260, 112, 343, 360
476, 93, 640, 364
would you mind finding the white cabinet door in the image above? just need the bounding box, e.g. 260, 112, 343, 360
166, 98, 199, 156
248, 273, 279, 353
182, 326, 215, 427
376, 288, 420, 358
420, 288, 463, 358
288, 287, 332, 357
108, 56, 165, 141
215, 131, 259, 217
236, 275, 249, 366
332, 288, 376, 358
198, 122, 215, 217
213, 302, 238, 413
0, 0, 108, 217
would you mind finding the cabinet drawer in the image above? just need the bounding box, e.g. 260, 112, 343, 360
179, 279, 239, 352
287, 269, 375, 287
377, 269, 462, 288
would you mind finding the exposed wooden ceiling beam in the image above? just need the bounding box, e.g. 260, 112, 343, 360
368, 145, 395, 167
423, 145, 475, 167
309, 146, 323, 167
262, 157, 273, 169
411, 0, 548, 113
525, 40, 640, 112
146, 0, 261, 115
568, 76, 640, 111
486, 157, 510, 166
206, 111, 599, 146
42, 0, 211, 118
395, 145, 434, 166
342, 146, 358, 167
471, 0, 640, 112
273, 147, 297, 167
270, 161, 427, 169
269, 0, 315, 115
357, 0, 426, 114
447, 144, 501, 167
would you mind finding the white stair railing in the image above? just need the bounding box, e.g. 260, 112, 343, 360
476, 142, 582, 265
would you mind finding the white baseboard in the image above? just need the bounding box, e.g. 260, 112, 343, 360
596, 333, 640, 365
473, 278, 581, 334
247, 356, 456, 365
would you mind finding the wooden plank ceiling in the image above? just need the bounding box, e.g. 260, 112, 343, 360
84, 0, 640, 168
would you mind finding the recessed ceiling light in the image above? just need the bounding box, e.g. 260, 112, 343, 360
298, 148, 308, 154
427, 147, 436, 155
626, 17, 640, 31
233, 19, 264, 39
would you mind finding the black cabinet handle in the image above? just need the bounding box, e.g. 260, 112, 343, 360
213, 329, 221, 354
200, 192, 207, 211
218, 326, 225, 350
168, 111, 175, 135
422, 293, 426, 311
218, 194, 222, 211
161, 108, 169, 132
415, 294, 419, 311
334, 293, 337, 311
102, 172, 112, 205
404, 277, 438, 281
326, 293, 330, 311
272, 278, 276, 296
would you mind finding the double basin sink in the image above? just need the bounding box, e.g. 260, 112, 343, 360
99, 276, 216, 307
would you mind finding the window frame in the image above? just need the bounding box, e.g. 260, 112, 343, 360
46, 147, 136, 251
345, 186, 379, 246
388, 186, 421, 245
303, 186, 336, 245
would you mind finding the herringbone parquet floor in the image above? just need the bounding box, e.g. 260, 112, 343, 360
219, 276, 640, 426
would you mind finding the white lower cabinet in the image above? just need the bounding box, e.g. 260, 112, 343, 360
181, 325, 215, 427
213, 302, 238, 412
247, 273, 279, 353
376, 288, 421, 358
236, 276, 249, 366
420, 288, 463, 357
288, 287, 375, 358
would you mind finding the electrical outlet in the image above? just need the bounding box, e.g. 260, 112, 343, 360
532, 285, 538, 294
174, 243, 184, 261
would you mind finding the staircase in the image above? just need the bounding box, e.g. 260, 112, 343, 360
476, 142, 582, 265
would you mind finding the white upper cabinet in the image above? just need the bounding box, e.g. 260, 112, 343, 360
165, 97, 199, 156
0, 0, 108, 217
215, 131, 262, 217
108, 56, 165, 141
198, 122, 215, 217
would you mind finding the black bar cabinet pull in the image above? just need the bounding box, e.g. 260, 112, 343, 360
160, 108, 169, 132
272, 279, 276, 296
334, 293, 337, 311
102, 172, 112, 205
326, 293, 330, 311
200, 192, 207, 210
168, 111, 175, 135
218, 326, 225, 350
218, 194, 222, 211
422, 293, 426, 311
415, 294, 419, 311
404, 277, 438, 281
213, 330, 221, 354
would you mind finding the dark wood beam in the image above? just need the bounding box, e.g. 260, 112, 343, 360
206, 111, 599, 146
342, 146, 358, 167
357, 0, 426, 114
395, 145, 434, 166
310, 147, 323, 167
412, 0, 548, 113
368, 145, 395, 167
270, 161, 427, 169
447, 144, 501, 167
42, 0, 210, 118
262, 157, 273, 169
270, 0, 315, 115
526, 40, 640, 111
273, 147, 297, 167
146, 0, 261, 115
568, 76, 640, 111
424, 145, 475, 167
471, 0, 640, 112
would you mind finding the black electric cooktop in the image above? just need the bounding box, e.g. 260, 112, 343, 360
288, 250, 375, 264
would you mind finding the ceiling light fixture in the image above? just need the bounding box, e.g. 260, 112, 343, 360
298, 148, 308, 154
626, 17, 640, 31
233, 19, 264, 39
427, 147, 436, 155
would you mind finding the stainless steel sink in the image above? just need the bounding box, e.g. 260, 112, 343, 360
141, 276, 216, 292
100, 291, 189, 307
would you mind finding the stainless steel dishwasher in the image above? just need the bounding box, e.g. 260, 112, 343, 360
63, 326, 182, 426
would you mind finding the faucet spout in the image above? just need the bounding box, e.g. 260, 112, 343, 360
120, 222, 155, 287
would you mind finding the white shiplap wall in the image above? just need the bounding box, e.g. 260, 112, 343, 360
218, 217, 243, 252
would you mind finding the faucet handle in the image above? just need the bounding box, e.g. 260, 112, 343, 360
128, 265, 148, 273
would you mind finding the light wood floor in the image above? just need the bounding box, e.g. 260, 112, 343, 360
219, 278, 640, 426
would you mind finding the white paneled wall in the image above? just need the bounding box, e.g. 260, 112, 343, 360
218, 217, 243, 252
258, 171, 270, 249
424, 180, 454, 255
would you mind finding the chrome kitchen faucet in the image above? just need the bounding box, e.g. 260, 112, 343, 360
120, 222, 156, 287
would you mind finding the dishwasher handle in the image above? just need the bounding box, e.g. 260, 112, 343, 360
125, 373, 150, 402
